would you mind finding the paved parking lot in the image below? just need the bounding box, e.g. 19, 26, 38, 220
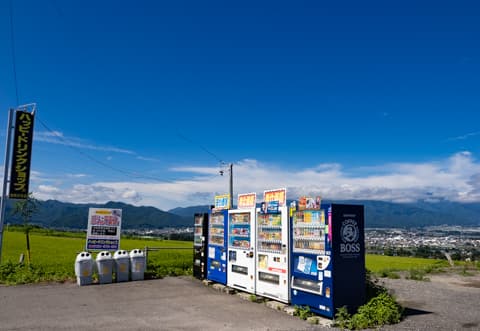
2, 273, 479, 330
0, 277, 325, 331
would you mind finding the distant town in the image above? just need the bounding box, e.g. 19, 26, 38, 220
125, 225, 480, 261
365, 226, 480, 261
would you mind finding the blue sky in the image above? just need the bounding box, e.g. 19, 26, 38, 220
1, 0, 480, 210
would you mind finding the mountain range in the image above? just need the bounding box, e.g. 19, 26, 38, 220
3, 199, 480, 230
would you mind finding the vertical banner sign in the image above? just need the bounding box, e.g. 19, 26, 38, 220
237, 193, 256, 209
9, 111, 35, 199
86, 208, 122, 251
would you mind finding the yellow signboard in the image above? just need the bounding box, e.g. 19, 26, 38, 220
264, 188, 287, 207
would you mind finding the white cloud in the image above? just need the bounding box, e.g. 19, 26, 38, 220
37, 185, 60, 193
67, 173, 88, 178
35, 131, 135, 154
27, 152, 480, 210
446, 132, 480, 141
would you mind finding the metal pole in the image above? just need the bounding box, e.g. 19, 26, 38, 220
0, 108, 15, 263
229, 163, 233, 209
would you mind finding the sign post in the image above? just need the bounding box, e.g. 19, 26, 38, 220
0, 109, 15, 263
0, 104, 36, 263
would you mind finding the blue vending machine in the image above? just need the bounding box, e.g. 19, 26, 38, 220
290, 202, 365, 318
207, 208, 229, 284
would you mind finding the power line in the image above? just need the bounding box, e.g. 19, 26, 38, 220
36, 116, 180, 183
9, 0, 19, 106
177, 132, 225, 164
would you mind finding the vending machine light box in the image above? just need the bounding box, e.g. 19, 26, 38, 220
290, 202, 365, 318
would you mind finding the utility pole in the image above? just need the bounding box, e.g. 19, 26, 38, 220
0, 108, 14, 263
229, 163, 233, 209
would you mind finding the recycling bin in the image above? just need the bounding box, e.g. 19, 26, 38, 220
75, 252, 94, 286
113, 250, 130, 282
96, 251, 113, 284
130, 249, 146, 281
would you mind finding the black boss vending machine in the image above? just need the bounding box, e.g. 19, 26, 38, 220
207, 195, 229, 285
193, 213, 209, 280
290, 198, 365, 318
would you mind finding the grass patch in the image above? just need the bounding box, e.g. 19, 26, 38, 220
335, 272, 403, 330
293, 305, 315, 320
377, 268, 401, 279
366, 254, 448, 273
334, 292, 403, 330
406, 268, 429, 281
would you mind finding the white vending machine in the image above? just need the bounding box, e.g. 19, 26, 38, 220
255, 188, 290, 303
227, 193, 257, 293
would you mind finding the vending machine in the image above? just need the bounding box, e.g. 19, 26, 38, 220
255, 188, 290, 303
193, 213, 209, 280
227, 193, 256, 293
290, 201, 365, 318
207, 196, 230, 285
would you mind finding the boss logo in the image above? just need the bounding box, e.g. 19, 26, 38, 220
340, 219, 360, 254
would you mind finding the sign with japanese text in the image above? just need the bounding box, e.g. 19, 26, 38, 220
264, 188, 287, 207
237, 193, 256, 209
9, 111, 35, 200
214, 194, 230, 210
86, 208, 122, 251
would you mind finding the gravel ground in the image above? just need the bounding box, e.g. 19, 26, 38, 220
378, 271, 480, 331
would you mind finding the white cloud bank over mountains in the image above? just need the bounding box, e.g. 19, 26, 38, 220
32, 151, 480, 211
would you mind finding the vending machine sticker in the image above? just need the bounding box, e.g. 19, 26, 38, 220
258, 254, 268, 269
267, 200, 280, 214
208, 247, 215, 259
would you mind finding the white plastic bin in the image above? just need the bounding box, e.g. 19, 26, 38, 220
113, 250, 130, 282
96, 251, 113, 284
129, 249, 146, 281
74, 252, 94, 286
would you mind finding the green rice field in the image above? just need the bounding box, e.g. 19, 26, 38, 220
0, 230, 193, 284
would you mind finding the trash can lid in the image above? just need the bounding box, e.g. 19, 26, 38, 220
113, 250, 129, 258
96, 251, 113, 261
129, 249, 145, 257
75, 251, 93, 262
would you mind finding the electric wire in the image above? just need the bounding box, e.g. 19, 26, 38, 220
9, 0, 19, 106
177, 132, 225, 164
36, 116, 182, 184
